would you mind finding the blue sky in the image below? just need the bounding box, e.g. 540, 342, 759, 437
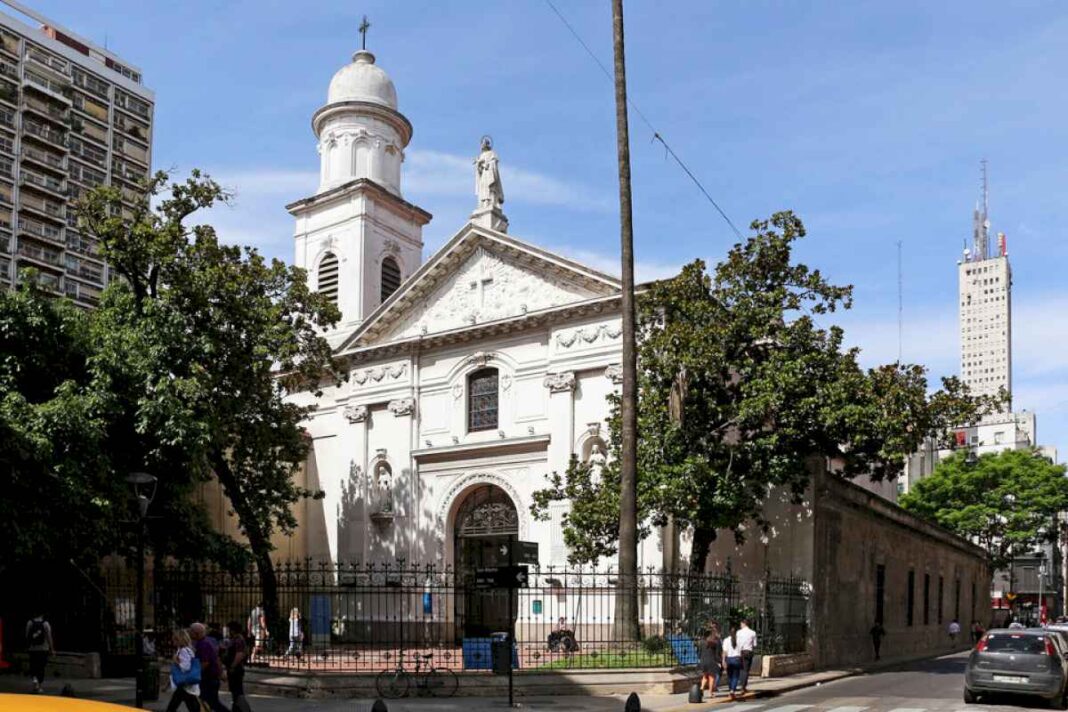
19, 1, 1068, 459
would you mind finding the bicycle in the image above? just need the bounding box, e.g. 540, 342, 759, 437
375, 651, 459, 699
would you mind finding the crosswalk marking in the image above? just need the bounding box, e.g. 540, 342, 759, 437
728, 704, 765, 712
825, 706, 868, 712
888, 708, 928, 712
766, 705, 813, 712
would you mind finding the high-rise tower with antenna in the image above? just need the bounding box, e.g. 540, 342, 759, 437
958, 161, 1011, 415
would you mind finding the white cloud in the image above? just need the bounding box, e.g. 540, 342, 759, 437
546, 245, 681, 283
189, 150, 612, 261
406, 150, 612, 212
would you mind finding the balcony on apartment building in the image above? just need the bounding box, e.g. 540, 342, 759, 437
23, 120, 68, 150
20, 169, 67, 199
22, 144, 66, 172
20, 194, 65, 223
25, 47, 70, 78
18, 216, 63, 245
22, 93, 70, 124
16, 239, 63, 269
0, 32, 19, 59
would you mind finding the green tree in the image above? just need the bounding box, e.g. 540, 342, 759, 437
899, 449, 1068, 570
0, 282, 121, 569
78, 171, 342, 624
533, 212, 1000, 572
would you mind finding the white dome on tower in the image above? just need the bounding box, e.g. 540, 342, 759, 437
327, 50, 397, 109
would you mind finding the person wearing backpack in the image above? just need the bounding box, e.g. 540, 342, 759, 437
165, 628, 201, 712
25, 611, 54, 694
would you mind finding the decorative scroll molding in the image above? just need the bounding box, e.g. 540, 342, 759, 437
451, 383, 464, 400
352, 363, 408, 387
604, 364, 623, 384
555, 323, 623, 349
464, 351, 494, 368
343, 404, 369, 423
435, 472, 530, 561
501, 374, 513, 391
388, 398, 416, 417
543, 371, 576, 393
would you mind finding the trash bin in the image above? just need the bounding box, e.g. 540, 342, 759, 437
490, 632, 513, 676
141, 659, 160, 701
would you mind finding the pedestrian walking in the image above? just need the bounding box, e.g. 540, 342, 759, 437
223, 621, 250, 712
25, 611, 54, 694
722, 626, 744, 700
970, 620, 985, 645
285, 608, 303, 659
165, 629, 200, 712
869, 621, 885, 661
191, 621, 231, 712
736, 618, 757, 693
948, 619, 961, 644
699, 630, 723, 696
247, 603, 267, 664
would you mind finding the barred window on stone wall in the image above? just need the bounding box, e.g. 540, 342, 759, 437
318, 252, 339, 306
467, 368, 499, 432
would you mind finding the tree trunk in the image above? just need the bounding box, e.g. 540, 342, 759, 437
611, 0, 640, 642
211, 453, 282, 639
689, 527, 716, 576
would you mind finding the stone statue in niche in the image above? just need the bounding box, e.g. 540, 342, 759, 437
587, 440, 607, 487
474, 136, 504, 210
375, 461, 394, 513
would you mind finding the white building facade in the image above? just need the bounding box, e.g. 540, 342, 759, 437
286, 47, 667, 591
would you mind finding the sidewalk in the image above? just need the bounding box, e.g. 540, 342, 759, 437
0, 652, 955, 710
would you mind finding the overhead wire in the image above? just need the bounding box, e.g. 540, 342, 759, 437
543, 0, 744, 240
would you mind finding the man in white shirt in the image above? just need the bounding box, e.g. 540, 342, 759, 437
736, 619, 758, 692
948, 619, 962, 643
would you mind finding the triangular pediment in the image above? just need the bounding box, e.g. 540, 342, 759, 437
341, 224, 620, 350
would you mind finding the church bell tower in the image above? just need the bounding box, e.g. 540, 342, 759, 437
287, 30, 431, 335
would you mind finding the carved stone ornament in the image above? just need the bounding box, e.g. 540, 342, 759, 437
604, 364, 624, 384
343, 404, 369, 423
543, 371, 576, 393
451, 383, 464, 400
352, 363, 408, 387
465, 351, 494, 368
556, 323, 624, 349
501, 374, 513, 391
388, 398, 416, 417
587, 422, 602, 436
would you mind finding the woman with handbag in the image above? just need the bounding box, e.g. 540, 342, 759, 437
166, 628, 202, 712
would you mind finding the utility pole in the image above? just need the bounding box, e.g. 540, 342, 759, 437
611, 0, 640, 640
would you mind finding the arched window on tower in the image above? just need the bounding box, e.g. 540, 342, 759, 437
467, 368, 499, 432
318, 252, 339, 305
381, 256, 401, 302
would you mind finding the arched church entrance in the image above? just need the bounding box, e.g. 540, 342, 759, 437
453, 484, 517, 638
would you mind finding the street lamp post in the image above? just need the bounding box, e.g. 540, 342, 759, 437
127, 472, 157, 709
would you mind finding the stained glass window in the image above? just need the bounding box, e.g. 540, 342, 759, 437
467, 368, 498, 432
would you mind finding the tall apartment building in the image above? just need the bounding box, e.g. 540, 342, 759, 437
958, 179, 1012, 414
0, 1, 153, 307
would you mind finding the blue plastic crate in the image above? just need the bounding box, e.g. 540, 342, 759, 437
462, 637, 493, 670
666, 633, 700, 666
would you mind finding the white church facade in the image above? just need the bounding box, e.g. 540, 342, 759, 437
285, 45, 668, 579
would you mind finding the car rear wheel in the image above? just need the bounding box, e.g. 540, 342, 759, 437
963, 687, 977, 704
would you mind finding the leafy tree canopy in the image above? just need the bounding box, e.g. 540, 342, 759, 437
533, 212, 1002, 571
0, 172, 340, 627
899, 448, 1068, 570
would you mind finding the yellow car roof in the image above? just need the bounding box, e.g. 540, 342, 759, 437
0, 694, 137, 711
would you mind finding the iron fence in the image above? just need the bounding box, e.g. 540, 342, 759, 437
103, 560, 810, 673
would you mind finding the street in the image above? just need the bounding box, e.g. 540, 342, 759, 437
753, 653, 1046, 712
3, 651, 1061, 711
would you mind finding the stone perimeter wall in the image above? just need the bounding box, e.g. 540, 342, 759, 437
811, 471, 989, 668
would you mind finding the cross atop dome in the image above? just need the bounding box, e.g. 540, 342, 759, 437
358, 15, 371, 51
